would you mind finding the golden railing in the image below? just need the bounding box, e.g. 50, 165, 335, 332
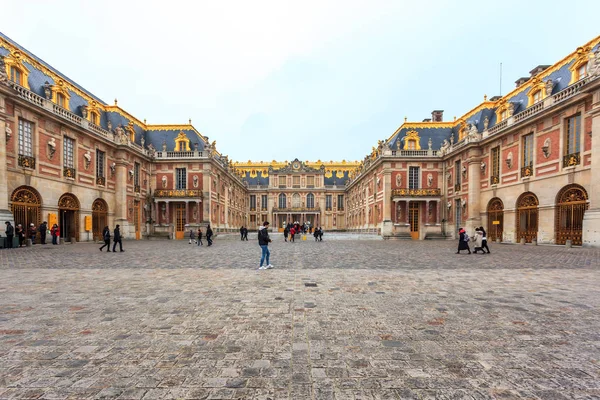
391, 188, 441, 197
154, 189, 202, 198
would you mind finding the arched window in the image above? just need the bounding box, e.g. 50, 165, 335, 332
306, 193, 315, 209
516, 192, 539, 243
292, 193, 301, 208
555, 184, 588, 245
278, 193, 286, 209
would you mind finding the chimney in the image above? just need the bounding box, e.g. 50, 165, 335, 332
431, 110, 444, 122
529, 65, 551, 78
489, 95, 502, 102
515, 77, 529, 87
422, 118, 432, 122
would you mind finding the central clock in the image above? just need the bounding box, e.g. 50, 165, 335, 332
292, 162, 300, 170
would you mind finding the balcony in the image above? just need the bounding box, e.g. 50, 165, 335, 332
96, 176, 106, 186
134, 184, 141, 194
153, 189, 202, 198
454, 183, 461, 192
272, 207, 318, 212
279, 185, 287, 189
154, 150, 209, 159
563, 152, 580, 168
392, 188, 441, 197
63, 167, 76, 179
18, 154, 36, 169
250, 207, 256, 211
520, 164, 534, 178
490, 175, 500, 185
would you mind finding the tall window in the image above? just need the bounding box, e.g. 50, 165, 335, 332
292, 193, 301, 208
491, 146, 500, 183
532, 90, 542, 104
565, 114, 581, 155
250, 195, 256, 210
454, 160, 461, 186
307, 193, 315, 209
63, 137, 74, 168
56, 93, 66, 108
176, 168, 186, 190
10, 67, 23, 86
18, 119, 33, 157
337, 194, 344, 210
522, 133, 534, 167
261, 195, 268, 210
409, 166, 420, 189
307, 176, 315, 187
278, 175, 286, 188
278, 193, 286, 209
96, 150, 105, 178
326, 195, 332, 210
292, 175, 300, 188
134, 162, 140, 187
577, 64, 587, 81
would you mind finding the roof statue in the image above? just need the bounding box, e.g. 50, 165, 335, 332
0, 55, 8, 86
588, 48, 600, 78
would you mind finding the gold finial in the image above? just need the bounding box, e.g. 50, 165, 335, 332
454, 116, 456, 121
484, 94, 487, 101
404, 116, 407, 123
189, 118, 192, 124
114, 98, 118, 106
143, 119, 147, 125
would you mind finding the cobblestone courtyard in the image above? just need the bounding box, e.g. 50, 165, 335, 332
1, 239, 599, 399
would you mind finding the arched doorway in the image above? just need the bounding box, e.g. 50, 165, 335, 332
11, 186, 42, 243
555, 184, 588, 245
516, 192, 538, 243
92, 198, 108, 241
58, 193, 80, 242
487, 198, 504, 242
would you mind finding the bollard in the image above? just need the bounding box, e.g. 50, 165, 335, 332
520, 237, 526, 245
70, 237, 76, 244
25, 239, 32, 247
565, 239, 572, 248
532, 239, 537, 246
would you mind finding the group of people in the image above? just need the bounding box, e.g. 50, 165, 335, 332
457, 226, 491, 254
99, 225, 124, 252
188, 225, 214, 246
283, 222, 324, 242
239, 226, 249, 241
3, 221, 62, 248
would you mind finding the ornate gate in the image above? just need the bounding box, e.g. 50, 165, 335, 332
59, 193, 80, 242
11, 186, 42, 242
487, 198, 504, 242
516, 192, 538, 243
92, 199, 108, 241
555, 185, 588, 245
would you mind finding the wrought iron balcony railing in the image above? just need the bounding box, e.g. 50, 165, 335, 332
490, 175, 500, 185
18, 154, 36, 169
563, 152, 580, 168
63, 167, 76, 179
391, 188, 441, 197
520, 164, 534, 178
134, 185, 141, 193
454, 183, 461, 192
153, 189, 202, 198
96, 176, 106, 186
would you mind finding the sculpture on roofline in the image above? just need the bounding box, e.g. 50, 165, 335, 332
587, 48, 600, 78
0, 55, 8, 85
428, 137, 432, 150
140, 136, 145, 149
107, 121, 113, 132
545, 79, 554, 96
483, 116, 489, 130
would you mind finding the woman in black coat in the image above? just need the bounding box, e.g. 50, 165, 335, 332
456, 227, 471, 254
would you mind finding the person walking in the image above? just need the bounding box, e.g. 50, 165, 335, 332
50, 224, 60, 245
257, 221, 273, 270
480, 226, 491, 254
39, 221, 48, 245
240, 226, 245, 241
456, 227, 471, 254
99, 226, 111, 252
197, 227, 203, 246
15, 224, 24, 247
472, 228, 484, 254
112, 224, 124, 252
206, 224, 213, 246
289, 226, 295, 242
29, 223, 37, 245
283, 226, 289, 242
189, 229, 196, 244
5, 221, 14, 249
243, 227, 248, 241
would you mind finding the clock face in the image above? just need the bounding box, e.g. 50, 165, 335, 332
293, 162, 300, 170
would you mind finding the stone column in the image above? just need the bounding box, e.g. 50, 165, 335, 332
583, 89, 600, 247
436, 200, 440, 224
197, 201, 201, 223
405, 201, 410, 225
202, 166, 211, 223
165, 201, 170, 224
426, 200, 431, 224
465, 148, 483, 233
185, 201, 189, 226
0, 93, 14, 227
114, 150, 130, 238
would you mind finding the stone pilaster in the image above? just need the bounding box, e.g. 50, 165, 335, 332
381, 167, 393, 236
202, 165, 211, 223
0, 93, 14, 227
465, 147, 482, 233
114, 150, 131, 237
583, 90, 600, 247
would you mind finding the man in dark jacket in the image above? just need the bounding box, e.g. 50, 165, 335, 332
257, 221, 273, 270
243, 227, 248, 241
39, 221, 47, 245
100, 226, 111, 252
5, 221, 14, 249
112, 224, 124, 252
206, 225, 213, 246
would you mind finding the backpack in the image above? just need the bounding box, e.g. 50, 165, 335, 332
464, 235, 470, 242
103, 230, 110, 240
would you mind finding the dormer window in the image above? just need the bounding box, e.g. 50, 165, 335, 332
4, 51, 30, 89
532, 90, 542, 104
406, 140, 416, 150
577, 63, 587, 81
51, 80, 71, 109
500, 110, 507, 121
569, 46, 592, 84
90, 111, 100, 125
9, 66, 23, 86
56, 93, 66, 108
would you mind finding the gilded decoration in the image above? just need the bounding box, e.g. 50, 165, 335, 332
58, 194, 80, 210
526, 76, 551, 106
154, 189, 202, 198
558, 186, 588, 203
63, 167, 76, 179
569, 46, 592, 84
51, 79, 71, 108
517, 193, 539, 208
126, 121, 136, 143
174, 131, 191, 151
92, 199, 108, 212
563, 152, 581, 167
392, 188, 441, 197
18, 155, 36, 169
488, 198, 504, 211
11, 187, 41, 205
2, 50, 30, 89
403, 130, 421, 150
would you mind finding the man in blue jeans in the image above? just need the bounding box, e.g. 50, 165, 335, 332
257, 221, 273, 270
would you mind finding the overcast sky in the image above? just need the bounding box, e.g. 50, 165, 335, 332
3, 1, 600, 162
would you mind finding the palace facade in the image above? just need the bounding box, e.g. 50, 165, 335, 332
1, 32, 600, 246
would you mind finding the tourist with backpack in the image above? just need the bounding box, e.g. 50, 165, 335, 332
456, 227, 471, 254
99, 226, 111, 252
257, 221, 273, 270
